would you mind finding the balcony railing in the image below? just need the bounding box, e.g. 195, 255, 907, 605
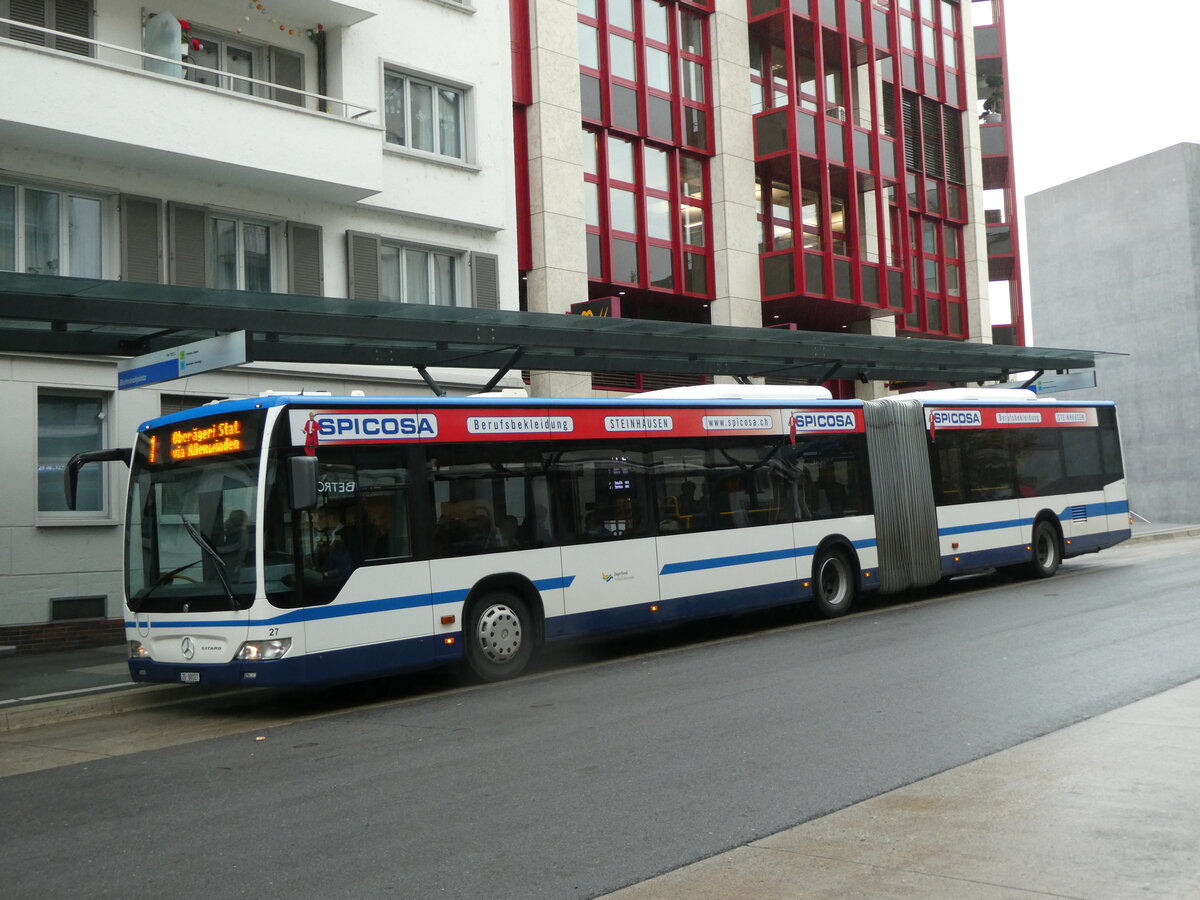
0, 16, 375, 120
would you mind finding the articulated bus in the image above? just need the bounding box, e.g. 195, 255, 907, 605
68, 385, 1129, 687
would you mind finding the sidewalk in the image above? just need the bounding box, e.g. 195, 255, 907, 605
600, 677, 1200, 899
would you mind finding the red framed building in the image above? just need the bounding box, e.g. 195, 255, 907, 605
512, 0, 1025, 394
972, 0, 1024, 345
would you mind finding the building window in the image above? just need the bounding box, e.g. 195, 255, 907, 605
0, 182, 103, 277
210, 216, 272, 291
384, 69, 466, 160
381, 243, 461, 305
0, 0, 93, 57
37, 391, 108, 515
582, 127, 710, 296
187, 29, 259, 95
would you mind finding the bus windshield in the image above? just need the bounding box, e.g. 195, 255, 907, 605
126, 410, 267, 614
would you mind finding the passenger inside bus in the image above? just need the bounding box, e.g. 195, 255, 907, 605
363, 494, 405, 559
813, 463, 848, 518
583, 509, 615, 539
308, 505, 354, 579
217, 508, 251, 569
522, 504, 552, 547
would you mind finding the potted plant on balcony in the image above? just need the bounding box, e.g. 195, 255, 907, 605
980, 74, 1004, 123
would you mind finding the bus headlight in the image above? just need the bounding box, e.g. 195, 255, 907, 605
235, 638, 292, 661
129, 640, 150, 659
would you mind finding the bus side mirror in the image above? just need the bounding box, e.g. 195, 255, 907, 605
64, 448, 131, 510
289, 456, 319, 511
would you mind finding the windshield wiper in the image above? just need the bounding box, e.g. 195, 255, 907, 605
180, 518, 238, 607
129, 560, 201, 612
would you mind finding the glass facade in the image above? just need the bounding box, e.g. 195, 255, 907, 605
748, 0, 971, 339
577, 0, 714, 306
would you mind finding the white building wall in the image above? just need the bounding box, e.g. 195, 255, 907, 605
0, 0, 517, 630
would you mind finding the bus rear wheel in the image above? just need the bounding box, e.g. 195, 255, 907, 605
812, 549, 855, 618
464, 591, 534, 682
1027, 521, 1061, 579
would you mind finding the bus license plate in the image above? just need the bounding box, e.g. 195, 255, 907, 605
180, 672, 200, 684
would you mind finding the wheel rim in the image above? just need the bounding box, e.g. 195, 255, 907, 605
818, 556, 849, 608
1036, 529, 1057, 569
475, 603, 523, 664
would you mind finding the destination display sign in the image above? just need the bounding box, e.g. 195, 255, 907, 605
142, 411, 264, 465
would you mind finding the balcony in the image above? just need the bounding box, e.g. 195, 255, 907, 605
0, 14, 384, 203
986, 223, 1015, 280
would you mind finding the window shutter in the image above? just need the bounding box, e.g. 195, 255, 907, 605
120, 195, 163, 284
346, 231, 380, 300
921, 97, 944, 179
470, 252, 499, 310
52, 0, 91, 56
168, 202, 208, 287
881, 80, 896, 138
6, 0, 47, 46
901, 92, 920, 172
944, 109, 964, 184
287, 222, 323, 296
269, 46, 305, 107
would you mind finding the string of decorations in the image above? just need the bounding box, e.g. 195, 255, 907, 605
178, 5, 326, 52
241, 1, 325, 39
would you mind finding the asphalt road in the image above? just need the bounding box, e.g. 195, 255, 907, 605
2, 537, 1198, 899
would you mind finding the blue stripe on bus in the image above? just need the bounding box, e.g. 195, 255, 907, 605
938, 518, 1029, 537
127, 575, 580, 631
1057, 500, 1129, 519
658, 538, 878, 576
659, 547, 809, 575
937, 500, 1130, 539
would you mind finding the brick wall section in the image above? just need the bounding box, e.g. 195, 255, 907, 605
0, 619, 125, 654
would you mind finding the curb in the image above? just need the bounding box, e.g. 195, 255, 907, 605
1127, 526, 1200, 544
1, 684, 206, 733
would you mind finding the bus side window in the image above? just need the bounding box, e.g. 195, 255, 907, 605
551, 447, 652, 543
363, 492, 410, 559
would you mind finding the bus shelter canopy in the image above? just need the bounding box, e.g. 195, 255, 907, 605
0, 272, 1105, 386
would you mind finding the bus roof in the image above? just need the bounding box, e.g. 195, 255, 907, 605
137, 386, 1113, 433
136, 389, 866, 432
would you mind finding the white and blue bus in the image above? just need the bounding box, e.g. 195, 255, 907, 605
68, 385, 1129, 687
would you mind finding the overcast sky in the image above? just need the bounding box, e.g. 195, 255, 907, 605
1003, 1, 1199, 198
984, 1, 1198, 337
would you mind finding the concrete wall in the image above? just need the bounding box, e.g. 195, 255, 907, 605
1027, 143, 1200, 524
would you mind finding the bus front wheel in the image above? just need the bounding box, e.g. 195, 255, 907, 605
1027, 521, 1061, 579
812, 549, 855, 618
464, 591, 534, 682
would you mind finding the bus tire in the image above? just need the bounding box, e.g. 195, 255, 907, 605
464, 591, 534, 682
1027, 520, 1061, 579
812, 548, 855, 618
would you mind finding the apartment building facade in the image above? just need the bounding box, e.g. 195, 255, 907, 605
0, 0, 519, 643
